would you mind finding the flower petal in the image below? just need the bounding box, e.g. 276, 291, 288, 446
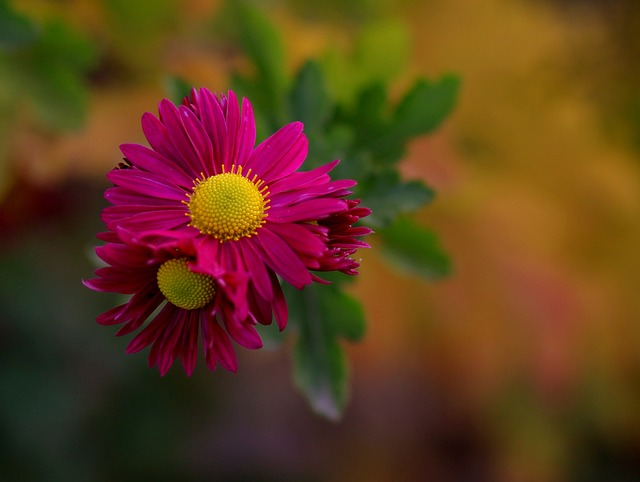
255, 227, 312, 289
126, 303, 174, 354
246, 122, 306, 181
202, 315, 238, 372
269, 270, 288, 331
237, 238, 273, 301
120, 143, 193, 187
107, 169, 187, 201
268, 198, 348, 223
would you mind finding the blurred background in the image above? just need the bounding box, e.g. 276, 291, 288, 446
2, 0, 640, 480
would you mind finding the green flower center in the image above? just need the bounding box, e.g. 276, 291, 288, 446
186, 165, 269, 242
157, 258, 216, 310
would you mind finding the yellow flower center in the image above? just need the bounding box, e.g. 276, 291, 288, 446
186, 165, 269, 242
157, 258, 216, 310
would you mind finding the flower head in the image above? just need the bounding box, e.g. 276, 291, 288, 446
90, 88, 370, 374
84, 230, 286, 375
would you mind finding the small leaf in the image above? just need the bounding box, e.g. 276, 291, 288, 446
321, 20, 409, 105
352, 81, 388, 145
393, 74, 460, 137
318, 284, 366, 341
360, 170, 435, 227
369, 75, 460, 157
378, 217, 451, 280
289, 60, 332, 132
286, 284, 363, 420
293, 332, 347, 422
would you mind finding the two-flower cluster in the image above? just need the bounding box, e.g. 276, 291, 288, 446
85, 88, 371, 375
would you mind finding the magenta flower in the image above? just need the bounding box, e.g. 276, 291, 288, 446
101, 88, 370, 321
84, 229, 286, 375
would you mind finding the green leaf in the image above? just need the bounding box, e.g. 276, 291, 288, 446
378, 217, 451, 280
369, 75, 460, 156
0, 1, 38, 51
360, 170, 435, 227
289, 60, 332, 132
352, 81, 388, 144
294, 331, 347, 422
322, 19, 409, 105
29, 21, 95, 130
2, 19, 96, 130
319, 284, 366, 341
286, 283, 366, 420
394, 75, 460, 136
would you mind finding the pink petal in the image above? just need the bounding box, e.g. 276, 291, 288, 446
120, 143, 193, 187
179, 310, 200, 376
246, 122, 306, 181
222, 308, 263, 350
158, 99, 209, 175
265, 222, 326, 258
270, 270, 288, 331
107, 170, 187, 201
237, 238, 273, 301
106, 209, 188, 233
270, 179, 356, 207
202, 315, 238, 372
268, 198, 348, 223
255, 228, 312, 289
269, 160, 339, 195
126, 304, 174, 354
197, 89, 228, 172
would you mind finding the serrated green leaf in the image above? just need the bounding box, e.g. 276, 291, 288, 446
378, 217, 451, 280
394, 75, 460, 136
368, 75, 460, 158
360, 170, 435, 227
289, 60, 332, 132
0, 1, 38, 51
352, 81, 388, 143
322, 19, 409, 105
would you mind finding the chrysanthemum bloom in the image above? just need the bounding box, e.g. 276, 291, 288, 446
102, 88, 370, 323
84, 229, 286, 375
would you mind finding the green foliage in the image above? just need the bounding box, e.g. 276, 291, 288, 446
286, 283, 365, 420
378, 217, 451, 280
226, 2, 459, 419
0, 4, 96, 131
322, 19, 410, 105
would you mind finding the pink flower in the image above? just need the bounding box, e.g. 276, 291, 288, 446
88, 88, 371, 374
102, 88, 370, 320
84, 229, 286, 375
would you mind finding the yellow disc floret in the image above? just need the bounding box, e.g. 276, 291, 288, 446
157, 258, 216, 310
186, 165, 269, 242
